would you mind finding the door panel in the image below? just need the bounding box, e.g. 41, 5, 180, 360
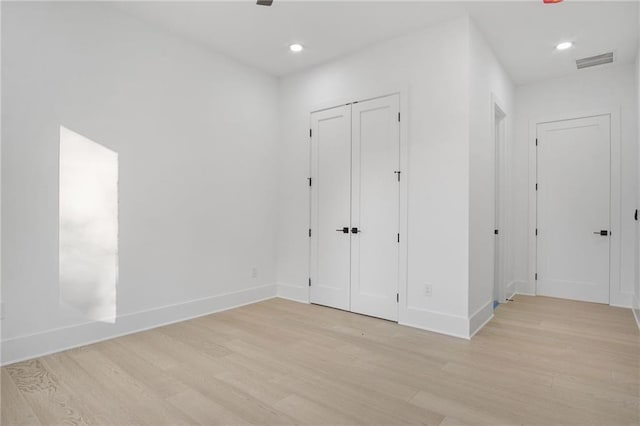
350, 95, 400, 321
310, 105, 352, 310
536, 115, 610, 304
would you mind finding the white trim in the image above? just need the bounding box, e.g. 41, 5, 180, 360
514, 280, 535, 296
398, 88, 410, 326
401, 306, 470, 339
277, 283, 310, 304
308, 87, 410, 324
504, 280, 518, 301
308, 87, 407, 116
528, 108, 623, 306
515, 291, 537, 297
469, 300, 494, 338
1, 284, 277, 366
491, 93, 509, 304
609, 292, 632, 308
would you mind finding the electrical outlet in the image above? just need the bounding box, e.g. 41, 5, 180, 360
424, 285, 432, 297
251, 267, 258, 279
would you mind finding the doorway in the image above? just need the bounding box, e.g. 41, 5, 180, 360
493, 102, 506, 307
535, 114, 611, 304
309, 94, 400, 321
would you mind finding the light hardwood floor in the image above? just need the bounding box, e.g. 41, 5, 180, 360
2, 295, 639, 425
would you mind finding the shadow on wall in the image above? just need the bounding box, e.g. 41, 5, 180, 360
59, 126, 118, 323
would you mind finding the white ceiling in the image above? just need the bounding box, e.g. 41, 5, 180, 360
114, 1, 639, 85
464, 1, 639, 84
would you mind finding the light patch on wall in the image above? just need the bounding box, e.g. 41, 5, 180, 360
59, 126, 118, 323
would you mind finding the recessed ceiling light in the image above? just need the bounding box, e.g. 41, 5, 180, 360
289, 43, 304, 53
556, 41, 573, 51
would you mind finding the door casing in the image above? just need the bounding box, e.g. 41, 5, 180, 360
527, 108, 622, 306
492, 94, 508, 304
307, 90, 409, 320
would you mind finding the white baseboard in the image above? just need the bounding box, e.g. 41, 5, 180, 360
277, 283, 309, 304
504, 281, 518, 300
610, 292, 633, 309
515, 291, 537, 297
514, 280, 534, 296
400, 306, 470, 339
469, 300, 494, 338
275, 292, 473, 339
1, 284, 277, 366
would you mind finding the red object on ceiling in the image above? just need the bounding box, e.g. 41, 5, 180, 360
543, 0, 564, 3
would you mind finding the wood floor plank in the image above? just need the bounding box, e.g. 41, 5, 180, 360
5, 359, 89, 425
2, 295, 639, 425
67, 348, 195, 425
39, 352, 142, 425
1, 369, 41, 426
165, 389, 251, 426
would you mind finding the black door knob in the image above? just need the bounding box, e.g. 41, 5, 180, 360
335, 227, 349, 233
351, 227, 359, 234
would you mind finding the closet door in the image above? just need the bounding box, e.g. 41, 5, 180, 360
309, 105, 352, 310
350, 95, 400, 321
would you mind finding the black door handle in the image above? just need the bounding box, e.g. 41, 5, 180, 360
336, 227, 349, 233
593, 230, 608, 236
351, 227, 360, 234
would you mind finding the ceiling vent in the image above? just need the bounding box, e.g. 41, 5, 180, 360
576, 52, 614, 70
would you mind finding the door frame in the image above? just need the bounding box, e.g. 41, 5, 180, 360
492, 94, 509, 303
307, 88, 409, 320
527, 108, 622, 306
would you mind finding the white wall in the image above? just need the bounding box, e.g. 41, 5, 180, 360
277, 16, 478, 337
1, 2, 280, 364
468, 21, 515, 325
513, 64, 638, 307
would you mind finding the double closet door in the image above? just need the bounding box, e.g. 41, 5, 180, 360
309, 94, 400, 321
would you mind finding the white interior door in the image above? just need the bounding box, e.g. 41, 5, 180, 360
310, 105, 352, 310
536, 115, 611, 304
350, 95, 400, 321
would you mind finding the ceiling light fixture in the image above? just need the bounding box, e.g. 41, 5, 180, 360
289, 43, 304, 53
556, 41, 573, 51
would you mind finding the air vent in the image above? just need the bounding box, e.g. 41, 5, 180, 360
576, 52, 614, 70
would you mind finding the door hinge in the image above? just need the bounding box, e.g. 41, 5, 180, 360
535, 138, 538, 146
310, 129, 312, 138
308, 177, 312, 187
397, 233, 400, 243
308, 278, 311, 287
398, 112, 401, 122
635, 209, 638, 221
535, 273, 538, 281
308, 229, 312, 237
536, 183, 538, 191
535, 228, 538, 236
397, 293, 399, 303
394, 171, 401, 182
